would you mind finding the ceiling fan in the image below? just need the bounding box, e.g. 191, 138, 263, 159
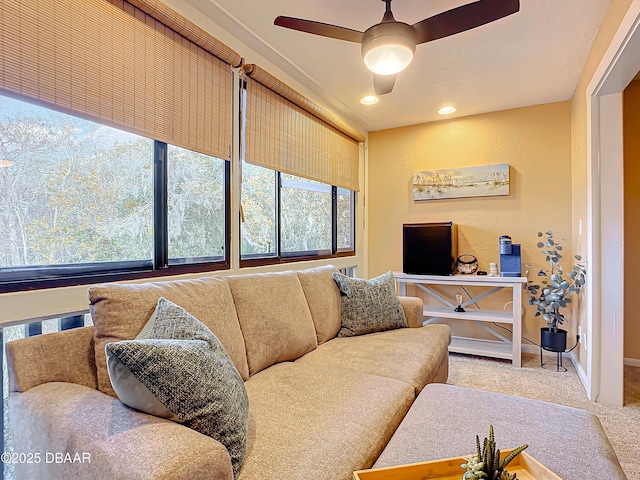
275, 0, 520, 96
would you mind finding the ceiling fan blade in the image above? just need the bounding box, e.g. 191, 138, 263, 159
412, 0, 519, 44
274, 16, 364, 43
374, 74, 396, 96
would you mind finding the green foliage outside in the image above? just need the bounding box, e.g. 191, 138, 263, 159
0, 94, 353, 270
240, 165, 353, 256
0, 96, 226, 268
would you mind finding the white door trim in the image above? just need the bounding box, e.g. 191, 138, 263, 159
586, 0, 640, 406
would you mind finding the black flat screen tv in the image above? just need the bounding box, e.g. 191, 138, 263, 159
403, 222, 457, 276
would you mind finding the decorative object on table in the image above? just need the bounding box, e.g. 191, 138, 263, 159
461, 425, 528, 480
454, 293, 466, 313
488, 262, 499, 277
413, 163, 510, 201
524, 230, 586, 371
456, 254, 479, 274
498, 235, 522, 277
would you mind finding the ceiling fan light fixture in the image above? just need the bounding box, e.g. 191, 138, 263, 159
275, 0, 520, 95
363, 43, 413, 75
361, 22, 417, 76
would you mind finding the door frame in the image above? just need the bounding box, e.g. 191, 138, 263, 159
587, 0, 640, 406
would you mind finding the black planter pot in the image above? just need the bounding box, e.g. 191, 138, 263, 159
540, 327, 567, 353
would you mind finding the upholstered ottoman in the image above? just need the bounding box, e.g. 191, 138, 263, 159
374, 384, 626, 480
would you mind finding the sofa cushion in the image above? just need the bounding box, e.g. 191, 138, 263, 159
89, 276, 249, 397
296, 265, 342, 344
332, 271, 407, 337
227, 271, 318, 376
105, 297, 249, 478
10, 382, 235, 480
296, 324, 451, 393
239, 362, 414, 480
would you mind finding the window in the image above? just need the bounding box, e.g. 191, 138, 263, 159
239, 69, 359, 266
281, 174, 332, 255
240, 162, 355, 266
337, 187, 355, 251
240, 161, 277, 258
168, 145, 227, 264
0, 94, 229, 292
0, 95, 154, 268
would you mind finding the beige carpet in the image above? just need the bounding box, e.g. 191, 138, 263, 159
447, 352, 640, 480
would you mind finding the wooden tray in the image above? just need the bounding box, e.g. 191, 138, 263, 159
354, 449, 562, 480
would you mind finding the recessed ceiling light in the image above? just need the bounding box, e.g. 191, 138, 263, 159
438, 106, 456, 115
361, 95, 379, 105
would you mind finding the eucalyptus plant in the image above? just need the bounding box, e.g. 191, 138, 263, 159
524, 231, 586, 332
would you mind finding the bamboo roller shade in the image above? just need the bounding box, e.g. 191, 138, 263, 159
243, 64, 362, 192
0, 0, 240, 161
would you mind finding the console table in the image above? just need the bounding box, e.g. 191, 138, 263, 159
394, 273, 527, 367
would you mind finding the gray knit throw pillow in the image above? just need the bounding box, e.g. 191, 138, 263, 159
332, 271, 407, 337
105, 297, 248, 478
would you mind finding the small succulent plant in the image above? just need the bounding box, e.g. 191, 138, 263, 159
524, 230, 586, 332
461, 425, 528, 480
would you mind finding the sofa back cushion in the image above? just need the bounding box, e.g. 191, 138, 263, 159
227, 271, 318, 376
89, 276, 249, 397
296, 265, 342, 344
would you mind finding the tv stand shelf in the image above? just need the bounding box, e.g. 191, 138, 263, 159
394, 273, 527, 367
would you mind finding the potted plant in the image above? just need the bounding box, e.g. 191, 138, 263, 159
461, 425, 528, 480
524, 230, 586, 353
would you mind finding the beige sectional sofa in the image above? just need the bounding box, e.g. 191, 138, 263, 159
6, 265, 451, 480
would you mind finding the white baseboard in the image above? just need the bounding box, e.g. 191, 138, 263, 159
569, 351, 590, 398
624, 357, 640, 367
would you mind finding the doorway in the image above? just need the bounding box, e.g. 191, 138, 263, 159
623, 77, 640, 404
587, 0, 640, 406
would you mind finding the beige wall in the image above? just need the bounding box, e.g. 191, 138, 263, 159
367, 102, 572, 344
624, 79, 640, 360
570, 0, 634, 371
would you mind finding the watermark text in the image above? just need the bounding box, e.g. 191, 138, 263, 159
1, 452, 91, 464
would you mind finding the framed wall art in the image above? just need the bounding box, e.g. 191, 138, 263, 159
412, 163, 510, 201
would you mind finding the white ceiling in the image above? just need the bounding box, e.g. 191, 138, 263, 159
186, 0, 611, 133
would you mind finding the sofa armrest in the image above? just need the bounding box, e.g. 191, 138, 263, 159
9, 382, 233, 480
398, 296, 424, 328
6, 326, 98, 393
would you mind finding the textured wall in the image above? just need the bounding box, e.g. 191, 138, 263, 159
624, 79, 640, 361
570, 0, 634, 372
367, 101, 572, 344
